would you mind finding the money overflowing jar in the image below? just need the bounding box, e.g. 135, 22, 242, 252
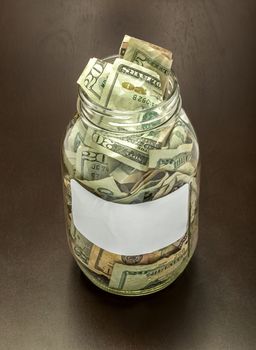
62, 36, 200, 296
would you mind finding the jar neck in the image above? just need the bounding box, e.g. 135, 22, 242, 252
77, 57, 182, 133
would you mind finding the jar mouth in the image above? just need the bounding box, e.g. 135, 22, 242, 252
78, 55, 181, 132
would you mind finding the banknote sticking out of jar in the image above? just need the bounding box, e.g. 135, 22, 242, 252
61, 35, 200, 296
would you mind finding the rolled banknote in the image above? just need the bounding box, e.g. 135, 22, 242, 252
109, 240, 188, 291
168, 124, 188, 149
66, 117, 87, 153
119, 34, 173, 94
148, 143, 193, 172
100, 58, 163, 110
63, 117, 88, 176
63, 149, 76, 176
77, 57, 112, 103
114, 170, 170, 204
120, 35, 172, 61
84, 126, 150, 171
75, 144, 119, 181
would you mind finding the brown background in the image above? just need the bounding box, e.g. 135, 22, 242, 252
0, 1, 256, 349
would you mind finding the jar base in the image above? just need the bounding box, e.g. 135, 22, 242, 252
75, 253, 194, 297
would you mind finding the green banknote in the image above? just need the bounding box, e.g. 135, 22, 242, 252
77, 57, 112, 103
109, 240, 188, 290
119, 34, 173, 93
75, 144, 119, 180
100, 58, 163, 110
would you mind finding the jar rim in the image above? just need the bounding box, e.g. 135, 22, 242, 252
78, 54, 179, 116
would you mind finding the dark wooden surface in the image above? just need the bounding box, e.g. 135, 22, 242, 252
1, 1, 256, 349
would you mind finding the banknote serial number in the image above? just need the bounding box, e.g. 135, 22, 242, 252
132, 94, 156, 107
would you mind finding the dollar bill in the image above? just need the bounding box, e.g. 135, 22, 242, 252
168, 124, 188, 149
110, 164, 143, 185
63, 149, 76, 176
69, 224, 115, 280
87, 241, 184, 279
179, 109, 198, 141
84, 127, 149, 171
109, 240, 188, 290
63, 117, 89, 176
130, 169, 169, 193
116, 124, 174, 152
83, 229, 187, 275
75, 144, 119, 180
83, 123, 176, 171
114, 170, 169, 204
189, 177, 198, 222
69, 222, 94, 267
63, 174, 72, 206
119, 34, 131, 56
100, 58, 162, 111
87, 246, 123, 277
149, 143, 194, 174
120, 35, 172, 61
77, 57, 112, 103
119, 35, 173, 93
66, 118, 87, 153
152, 172, 178, 200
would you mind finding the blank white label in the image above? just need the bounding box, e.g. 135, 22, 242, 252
71, 179, 189, 256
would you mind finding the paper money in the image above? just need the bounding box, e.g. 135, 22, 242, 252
87, 241, 183, 279
130, 169, 169, 193
63, 174, 72, 207
120, 35, 172, 61
110, 164, 144, 195
83, 122, 177, 171
116, 124, 174, 152
114, 170, 169, 204
152, 172, 178, 200
68, 222, 94, 266
179, 109, 198, 141
66, 118, 88, 153
109, 241, 188, 290
63, 149, 76, 176
87, 246, 122, 277
84, 127, 149, 171
119, 35, 173, 93
75, 144, 119, 180
168, 124, 188, 149
100, 58, 163, 110
149, 143, 193, 172
77, 57, 112, 103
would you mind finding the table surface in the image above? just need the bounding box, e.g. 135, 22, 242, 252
1, 1, 256, 349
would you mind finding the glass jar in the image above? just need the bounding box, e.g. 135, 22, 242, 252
62, 55, 200, 296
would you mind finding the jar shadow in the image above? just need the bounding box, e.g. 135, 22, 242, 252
67, 255, 206, 348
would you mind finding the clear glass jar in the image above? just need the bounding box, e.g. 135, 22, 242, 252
62, 55, 200, 296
